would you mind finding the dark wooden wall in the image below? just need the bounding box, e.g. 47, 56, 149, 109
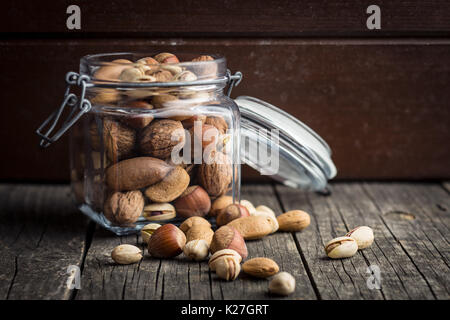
0, 1, 449, 182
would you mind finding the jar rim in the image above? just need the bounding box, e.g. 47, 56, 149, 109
80, 52, 226, 68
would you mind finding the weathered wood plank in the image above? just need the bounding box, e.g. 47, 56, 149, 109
0, 184, 88, 300
77, 184, 317, 300
208, 184, 317, 300
275, 182, 450, 300
2, 0, 450, 36
361, 182, 450, 299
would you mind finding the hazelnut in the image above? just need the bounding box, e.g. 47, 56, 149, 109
154, 52, 180, 64
148, 224, 186, 258
210, 226, 248, 259
174, 185, 211, 218
143, 203, 176, 221
183, 239, 210, 261
189, 123, 220, 150
215, 256, 241, 281
141, 223, 161, 244
103, 190, 144, 225
216, 204, 250, 226
208, 249, 242, 271
179, 216, 211, 233
139, 119, 185, 159
209, 195, 233, 217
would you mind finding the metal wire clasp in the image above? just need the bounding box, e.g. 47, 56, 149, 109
226, 70, 242, 97
36, 72, 92, 148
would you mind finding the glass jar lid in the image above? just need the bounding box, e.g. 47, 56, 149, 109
235, 96, 337, 191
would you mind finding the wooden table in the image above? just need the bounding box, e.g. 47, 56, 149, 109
0, 183, 448, 300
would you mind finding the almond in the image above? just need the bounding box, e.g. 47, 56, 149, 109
277, 210, 311, 232
227, 216, 273, 240
242, 258, 279, 278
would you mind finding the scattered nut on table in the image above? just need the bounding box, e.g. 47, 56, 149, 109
214, 256, 241, 281
183, 239, 210, 261
242, 258, 279, 278
324, 236, 358, 259
141, 223, 161, 244
111, 244, 142, 265
269, 272, 296, 296
346, 226, 374, 249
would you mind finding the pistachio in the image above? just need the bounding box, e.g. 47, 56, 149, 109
269, 272, 295, 296
215, 256, 241, 281
208, 249, 242, 271
119, 67, 144, 82
111, 244, 142, 265
141, 223, 162, 244
183, 239, 210, 261
174, 71, 197, 82
346, 226, 374, 249
143, 203, 176, 221
324, 236, 358, 259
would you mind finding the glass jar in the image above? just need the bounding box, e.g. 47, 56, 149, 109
37, 52, 336, 235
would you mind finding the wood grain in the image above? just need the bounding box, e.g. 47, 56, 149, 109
1, 0, 449, 36
0, 184, 88, 299
1, 39, 449, 181
0, 183, 448, 300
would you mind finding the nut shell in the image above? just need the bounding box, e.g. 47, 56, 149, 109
346, 226, 374, 249
277, 210, 311, 232
105, 157, 172, 191
324, 236, 358, 259
216, 204, 250, 226
111, 244, 142, 265
210, 226, 248, 259
242, 258, 279, 278
186, 226, 214, 247
208, 249, 242, 271
179, 216, 211, 233
215, 256, 241, 281
227, 216, 273, 240
183, 239, 209, 261
209, 195, 233, 217
139, 119, 185, 159
103, 119, 136, 162
148, 224, 186, 258
145, 166, 190, 203
103, 190, 144, 225
198, 151, 232, 197
143, 203, 176, 221
174, 185, 211, 218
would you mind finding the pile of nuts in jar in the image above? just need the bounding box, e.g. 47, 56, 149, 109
78, 53, 236, 226
110, 196, 375, 296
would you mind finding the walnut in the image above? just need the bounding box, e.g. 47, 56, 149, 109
198, 151, 232, 197
103, 190, 145, 225
139, 119, 186, 159
103, 119, 136, 162
90, 119, 136, 162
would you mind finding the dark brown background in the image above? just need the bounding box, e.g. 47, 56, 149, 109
0, 0, 449, 182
